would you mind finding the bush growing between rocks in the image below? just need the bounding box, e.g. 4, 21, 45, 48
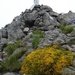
68, 39, 75, 45
30, 30, 44, 48
5, 41, 23, 55
1, 58, 21, 72
30, 30, 44, 38
0, 47, 29, 72
32, 38, 40, 49
60, 25, 74, 34
21, 45, 73, 75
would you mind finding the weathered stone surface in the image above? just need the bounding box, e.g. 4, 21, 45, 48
0, 43, 4, 51
70, 30, 75, 36
0, 38, 7, 44
40, 5, 53, 12
0, 4, 75, 75
73, 59, 75, 68
34, 18, 43, 26
3, 72, 19, 75
50, 11, 59, 17
23, 27, 29, 33
57, 11, 75, 24
7, 21, 25, 41
62, 67, 75, 75
0, 30, 2, 40
62, 45, 75, 52
42, 12, 51, 25
7, 41, 15, 45
1, 28, 8, 38
39, 29, 61, 47
53, 37, 65, 45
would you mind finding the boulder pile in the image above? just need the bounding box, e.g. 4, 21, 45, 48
0, 5, 75, 75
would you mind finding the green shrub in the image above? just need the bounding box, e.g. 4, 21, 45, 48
0, 47, 29, 72
60, 25, 65, 30
32, 38, 40, 49
30, 30, 44, 38
15, 41, 23, 47
5, 44, 16, 55
21, 45, 73, 75
68, 39, 75, 45
5, 41, 23, 55
30, 30, 44, 48
0, 58, 10, 72
0, 58, 21, 72
60, 25, 74, 34
9, 47, 28, 61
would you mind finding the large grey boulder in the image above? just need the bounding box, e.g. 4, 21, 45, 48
1, 28, 8, 38
3, 72, 19, 75
7, 21, 25, 41
42, 12, 51, 25
34, 17, 43, 26
57, 11, 75, 24
49, 11, 59, 17
24, 13, 37, 21
70, 30, 75, 37
62, 45, 74, 51
53, 37, 65, 45
0, 43, 3, 51
24, 12, 38, 27
39, 29, 61, 47
73, 59, 75, 68
0, 42, 7, 52
39, 28, 75, 48
40, 5, 53, 12
42, 12, 60, 27
62, 67, 75, 75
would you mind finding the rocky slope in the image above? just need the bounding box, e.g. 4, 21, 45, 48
0, 5, 75, 75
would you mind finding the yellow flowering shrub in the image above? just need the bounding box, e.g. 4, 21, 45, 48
21, 45, 73, 75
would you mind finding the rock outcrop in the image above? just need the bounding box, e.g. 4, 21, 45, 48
0, 5, 75, 75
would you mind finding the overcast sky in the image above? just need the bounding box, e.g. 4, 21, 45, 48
0, 0, 75, 29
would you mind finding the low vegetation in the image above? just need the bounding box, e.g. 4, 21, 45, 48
30, 30, 44, 48
5, 41, 24, 55
68, 39, 75, 45
60, 25, 74, 34
21, 45, 73, 75
0, 41, 29, 72
0, 47, 29, 72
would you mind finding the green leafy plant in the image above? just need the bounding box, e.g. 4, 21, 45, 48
60, 25, 74, 34
32, 38, 40, 48
5, 41, 23, 55
0, 47, 29, 72
0, 58, 21, 72
14, 41, 23, 47
68, 39, 75, 45
60, 25, 65, 30
5, 44, 16, 55
30, 30, 44, 48
21, 45, 73, 75
31, 30, 44, 38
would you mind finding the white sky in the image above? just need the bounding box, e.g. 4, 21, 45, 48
0, 0, 75, 29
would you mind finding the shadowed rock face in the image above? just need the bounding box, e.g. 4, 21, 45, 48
0, 5, 75, 75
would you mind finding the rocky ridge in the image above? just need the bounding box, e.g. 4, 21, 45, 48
0, 5, 75, 75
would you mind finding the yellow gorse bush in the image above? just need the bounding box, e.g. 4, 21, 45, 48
21, 45, 73, 75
